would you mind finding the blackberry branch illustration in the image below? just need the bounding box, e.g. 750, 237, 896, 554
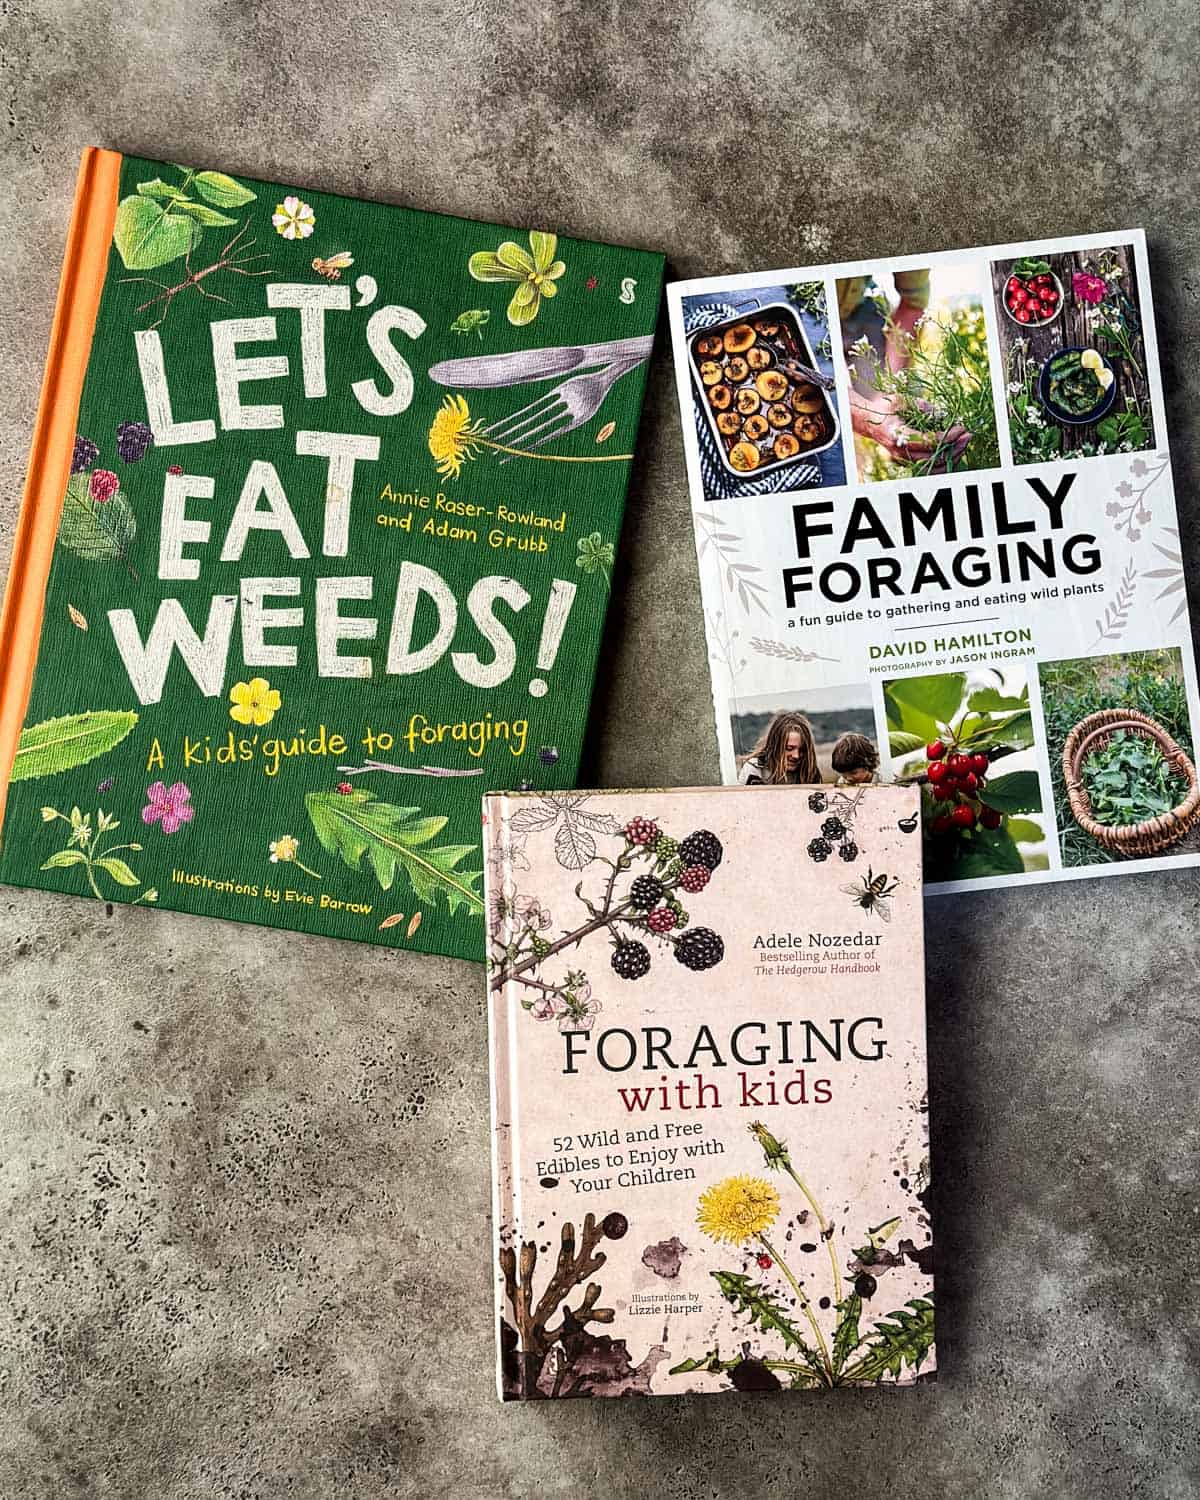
489, 818, 726, 1013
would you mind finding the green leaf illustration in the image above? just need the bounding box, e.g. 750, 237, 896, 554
192, 171, 256, 209
136, 178, 188, 201
978, 770, 1042, 814
113, 194, 201, 270
12, 710, 138, 782
711, 1271, 825, 1376
173, 201, 237, 227
838, 1298, 934, 1384
831, 1292, 862, 1373
58, 474, 136, 563
40, 849, 87, 869
305, 789, 483, 917
95, 856, 139, 886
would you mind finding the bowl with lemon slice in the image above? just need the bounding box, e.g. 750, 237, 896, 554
1037, 346, 1117, 425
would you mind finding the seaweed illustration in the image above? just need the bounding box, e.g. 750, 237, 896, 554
11, 711, 138, 783
305, 787, 483, 918
671, 1123, 934, 1390
38, 805, 156, 904
497, 1210, 665, 1399
489, 812, 726, 1012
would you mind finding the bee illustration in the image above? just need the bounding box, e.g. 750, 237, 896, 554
311, 251, 355, 281
450, 308, 491, 339
842, 868, 898, 921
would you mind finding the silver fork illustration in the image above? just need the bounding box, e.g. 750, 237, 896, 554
481, 354, 645, 462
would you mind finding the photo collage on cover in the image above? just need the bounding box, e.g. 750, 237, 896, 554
683, 239, 1199, 885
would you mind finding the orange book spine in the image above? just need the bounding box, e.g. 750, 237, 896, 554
0, 147, 122, 830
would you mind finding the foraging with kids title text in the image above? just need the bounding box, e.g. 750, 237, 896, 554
0, 150, 664, 959
667, 230, 1200, 893
485, 784, 932, 1401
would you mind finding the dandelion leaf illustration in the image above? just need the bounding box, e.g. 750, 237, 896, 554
839, 1298, 934, 1384
831, 1291, 862, 1373
12, 710, 138, 782
58, 474, 136, 563
711, 1271, 825, 1377
305, 789, 483, 917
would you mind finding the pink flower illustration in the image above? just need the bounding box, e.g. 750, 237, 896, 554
142, 781, 194, 834
89, 469, 120, 503
530, 995, 562, 1021
1073, 271, 1107, 305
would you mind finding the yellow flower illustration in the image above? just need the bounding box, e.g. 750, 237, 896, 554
268, 834, 320, 879
229, 677, 282, 726
697, 1175, 781, 1244
427, 393, 634, 480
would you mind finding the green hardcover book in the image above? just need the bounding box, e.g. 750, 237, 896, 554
0, 149, 664, 960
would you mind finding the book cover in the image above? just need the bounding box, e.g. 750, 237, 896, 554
667, 232, 1200, 893
484, 784, 933, 1400
0, 149, 664, 959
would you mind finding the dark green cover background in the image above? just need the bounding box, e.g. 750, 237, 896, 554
0, 154, 664, 961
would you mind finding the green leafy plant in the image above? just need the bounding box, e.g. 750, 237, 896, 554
467, 231, 566, 326
305, 788, 483, 917
38, 805, 156, 903
12, 710, 138, 782
58, 473, 137, 571
886, 671, 1045, 881
671, 1123, 934, 1390
114, 166, 256, 271
1041, 649, 1193, 866
1081, 730, 1186, 826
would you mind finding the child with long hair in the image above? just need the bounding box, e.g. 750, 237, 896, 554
738, 710, 820, 785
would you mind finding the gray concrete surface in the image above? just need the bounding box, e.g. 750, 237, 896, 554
2, 2, 1199, 1495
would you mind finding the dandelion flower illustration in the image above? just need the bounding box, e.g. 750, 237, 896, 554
697, 1175, 781, 1244
142, 781, 194, 835
468, 230, 566, 326
272, 195, 316, 240
229, 677, 282, 726
427, 394, 633, 479
268, 835, 321, 879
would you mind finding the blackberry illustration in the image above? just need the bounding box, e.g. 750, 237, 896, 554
679, 864, 710, 894
602, 1212, 628, 1239
611, 939, 651, 980
674, 927, 724, 971
71, 435, 99, 474
624, 816, 659, 846
537, 745, 560, 766
808, 791, 828, 813
629, 874, 665, 910
821, 816, 846, 841
838, 840, 859, 862
679, 830, 723, 871
115, 420, 154, 463
807, 837, 832, 862
653, 833, 679, 861
647, 905, 677, 934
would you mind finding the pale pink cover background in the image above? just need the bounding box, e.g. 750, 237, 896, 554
486, 784, 932, 1398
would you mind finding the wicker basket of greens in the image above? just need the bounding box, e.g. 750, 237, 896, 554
1063, 708, 1200, 855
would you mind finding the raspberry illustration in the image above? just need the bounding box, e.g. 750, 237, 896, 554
756, 1252, 773, 1270
629, 874, 665, 910
611, 940, 651, 980
821, 816, 845, 841
647, 905, 677, 934
88, 469, 119, 503
116, 420, 154, 464
679, 864, 710, 894
838, 840, 859, 862
807, 837, 832, 862
167, 464, 183, 475
336, 781, 353, 795
807, 791, 828, 813
624, 816, 659, 846
679, 830, 723, 870
653, 833, 679, 862
674, 927, 724, 971
71, 435, 99, 474
538, 745, 560, 766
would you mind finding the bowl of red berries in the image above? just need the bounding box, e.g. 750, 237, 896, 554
1002, 257, 1063, 329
